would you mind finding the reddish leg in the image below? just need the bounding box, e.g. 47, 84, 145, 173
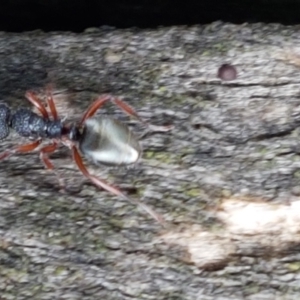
71, 146, 166, 226
80, 95, 173, 132
0, 140, 42, 161
80, 95, 111, 125
25, 91, 49, 119
39, 142, 65, 189
45, 85, 59, 120
39, 142, 58, 170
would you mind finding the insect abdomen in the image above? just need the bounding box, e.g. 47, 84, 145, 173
0, 104, 10, 140
79, 117, 142, 165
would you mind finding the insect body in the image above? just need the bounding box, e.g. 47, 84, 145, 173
0, 105, 62, 140
0, 88, 172, 224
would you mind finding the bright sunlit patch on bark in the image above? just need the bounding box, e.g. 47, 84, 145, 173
159, 196, 300, 269
217, 197, 300, 235
159, 225, 235, 270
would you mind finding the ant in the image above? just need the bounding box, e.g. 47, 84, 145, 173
0, 87, 173, 225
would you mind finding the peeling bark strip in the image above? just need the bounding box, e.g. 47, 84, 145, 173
1, 22, 300, 299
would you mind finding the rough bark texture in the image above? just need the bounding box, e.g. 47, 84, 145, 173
1, 22, 300, 299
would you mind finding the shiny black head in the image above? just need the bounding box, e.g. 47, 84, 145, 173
68, 124, 82, 142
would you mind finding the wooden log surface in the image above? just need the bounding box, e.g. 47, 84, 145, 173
1, 22, 300, 299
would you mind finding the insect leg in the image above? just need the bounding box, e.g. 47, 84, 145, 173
25, 91, 49, 119
71, 145, 166, 226
39, 142, 65, 188
79, 95, 112, 125
80, 94, 173, 132
0, 140, 42, 161
45, 85, 59, 120
111, 96, 173, 131
39, 142, 58, 169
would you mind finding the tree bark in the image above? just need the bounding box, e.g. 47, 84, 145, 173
1, 22, 300, 299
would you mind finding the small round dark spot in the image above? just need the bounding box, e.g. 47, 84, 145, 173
192, 123, 202, 130
217, 64, 237, 81
123, 186, 138, 195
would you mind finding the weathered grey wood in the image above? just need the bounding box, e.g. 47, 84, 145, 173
1, 22, 300, 299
